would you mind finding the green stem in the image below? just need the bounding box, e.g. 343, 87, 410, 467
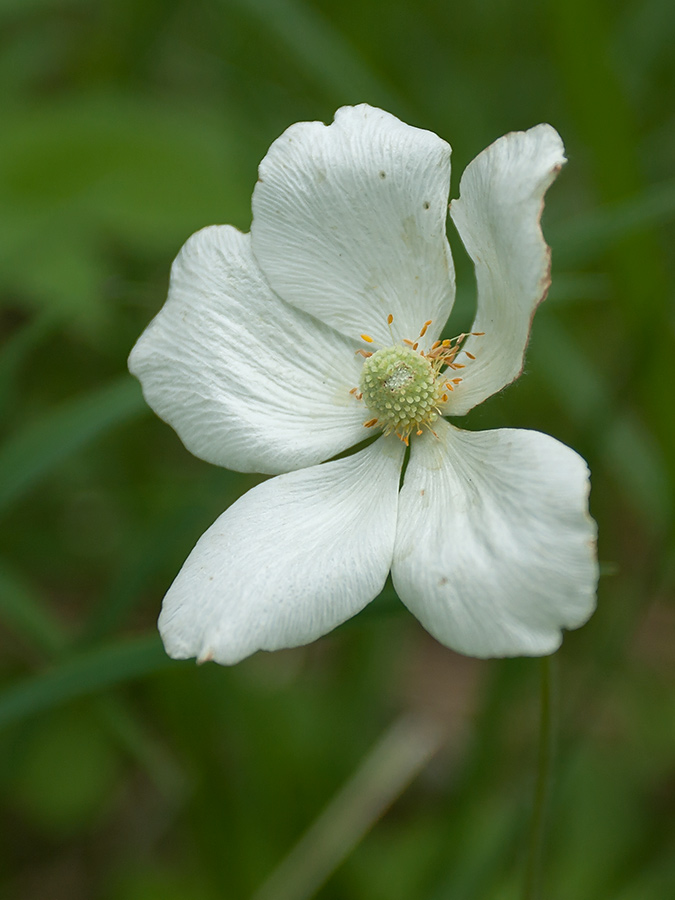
523, 654, 557, 900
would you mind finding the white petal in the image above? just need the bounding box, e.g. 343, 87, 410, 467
251, 104, 455, 347
447, 125, 566, 414
159, 437, 405, 665
392, 420, 597, 657
129, 225, 368, 475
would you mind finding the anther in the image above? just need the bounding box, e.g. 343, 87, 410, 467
387, 314, 394, 325
360, 334, 374, 343
356, 349, 373, 358
465, 352, 476, 360
363, 418, 379, 428
419, 320, 432, 338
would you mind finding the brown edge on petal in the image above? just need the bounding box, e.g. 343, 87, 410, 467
516, 160, 564, 381
447, 155, 565, 406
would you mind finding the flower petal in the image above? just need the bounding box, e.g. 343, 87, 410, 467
392, 420, 597, 657
251, 104, 455, 347
129, 225, 368, 475
447, 125, 566, 414
159, 437, 405, 665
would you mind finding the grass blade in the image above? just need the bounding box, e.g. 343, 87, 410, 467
0, 634, 174, 730
0, 376, 146, 516
552, 180, 675, 268
0, 560, 68, 656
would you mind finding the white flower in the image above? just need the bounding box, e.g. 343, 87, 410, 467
129, 104, 598, 665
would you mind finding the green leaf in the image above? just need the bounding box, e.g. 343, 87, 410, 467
8, 706, 121, 836
531, 316, 672, 530
0, 312, 59, 420
230, 0, 403, 111
0, 93, 251, 335
0, 376, 147, 516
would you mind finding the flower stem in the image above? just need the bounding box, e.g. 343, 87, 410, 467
523, 653, 557, 900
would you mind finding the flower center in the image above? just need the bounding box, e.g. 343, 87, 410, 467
359, 345, 443, 439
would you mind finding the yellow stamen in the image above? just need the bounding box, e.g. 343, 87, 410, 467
360, 334, 374, 343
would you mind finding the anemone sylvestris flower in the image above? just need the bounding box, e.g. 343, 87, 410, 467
129, 105, 598, 665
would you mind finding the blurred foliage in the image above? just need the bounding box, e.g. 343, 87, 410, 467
0, 0, 674, 898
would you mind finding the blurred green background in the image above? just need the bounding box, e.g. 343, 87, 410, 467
1, 0, 674, 898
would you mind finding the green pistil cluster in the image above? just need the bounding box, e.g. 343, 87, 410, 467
359, 344, 443, 437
